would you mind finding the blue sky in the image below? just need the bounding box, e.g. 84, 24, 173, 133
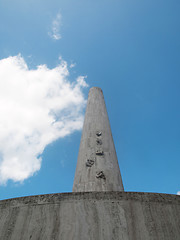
0, 0, 179, 200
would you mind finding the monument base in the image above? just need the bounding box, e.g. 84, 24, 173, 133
0, 192, 179, 239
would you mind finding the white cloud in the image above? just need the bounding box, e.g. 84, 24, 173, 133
177, 191, 180, 195
70, 63, 76, 68
49, 13, 62, 40
0, 54, 88, 184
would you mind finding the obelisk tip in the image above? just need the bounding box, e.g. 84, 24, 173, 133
89, 87, 103, 93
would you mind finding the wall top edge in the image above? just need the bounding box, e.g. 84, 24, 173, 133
0, 192, 179, 206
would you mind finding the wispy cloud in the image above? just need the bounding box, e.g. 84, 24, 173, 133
49, 12, 62, 40
177, 191, 180, 195
70, 63, 76, 68
0, 54, 88, 184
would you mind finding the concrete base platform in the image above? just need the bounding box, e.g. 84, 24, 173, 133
0, 192, 179, 240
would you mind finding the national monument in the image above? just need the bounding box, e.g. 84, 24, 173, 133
0, 87, 179, 239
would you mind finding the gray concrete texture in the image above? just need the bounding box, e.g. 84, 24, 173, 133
73, 87, 124, 192
0, 192, 179, 240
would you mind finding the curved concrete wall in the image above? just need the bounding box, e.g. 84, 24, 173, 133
0, 192, 179, 240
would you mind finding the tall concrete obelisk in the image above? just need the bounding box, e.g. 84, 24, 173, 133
73, 87, 124, 192
0, 87, 179, 240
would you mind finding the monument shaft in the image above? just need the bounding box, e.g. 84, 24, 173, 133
73, 87, 124, 192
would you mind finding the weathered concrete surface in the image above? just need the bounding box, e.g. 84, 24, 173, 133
0, 192, 179, 240
73, 87, 124, 192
